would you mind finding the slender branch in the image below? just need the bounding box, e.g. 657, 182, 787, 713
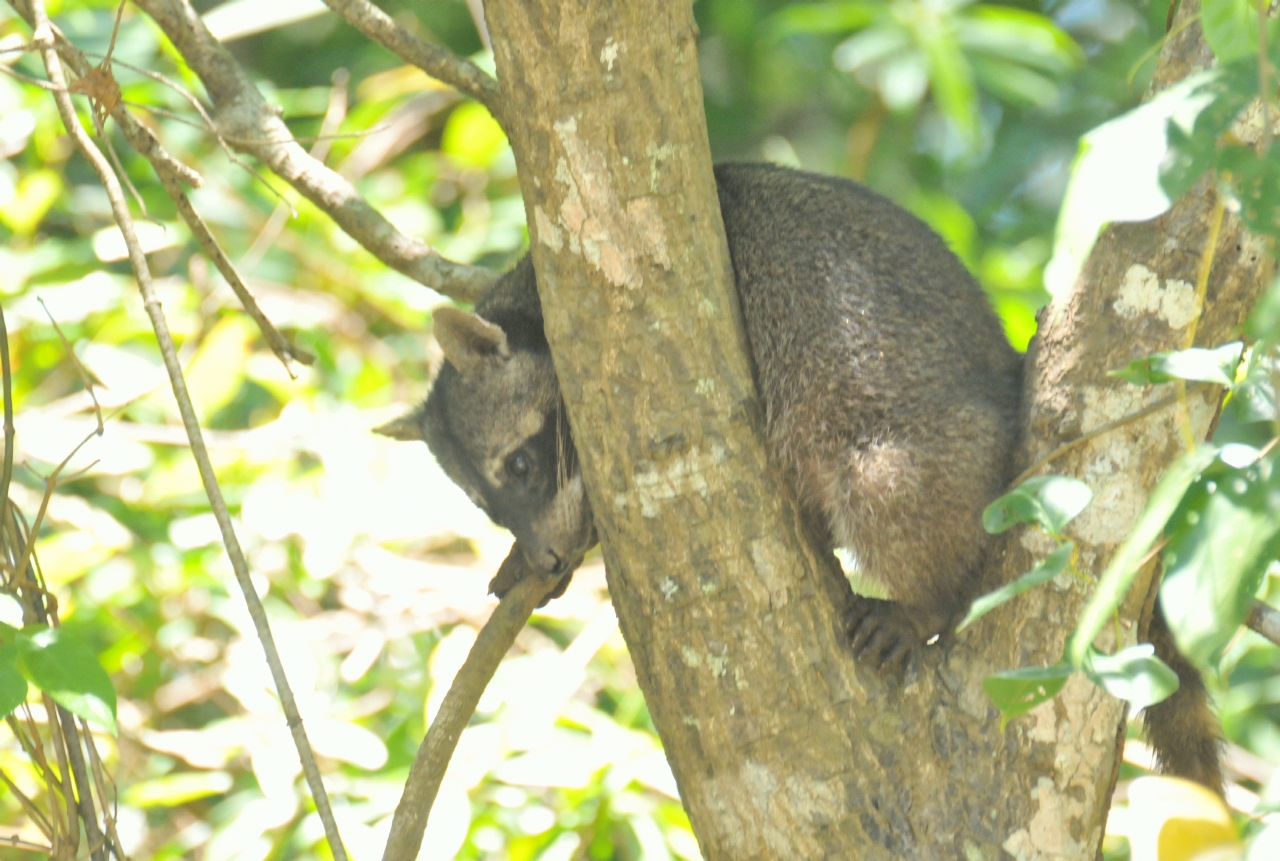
1247, 599, 1280, 647
1009, 383, 1211, 489
130, 0, 498, 303
382, 551, 566, 861
27, 8, 350, 861
0, 308, 13, 541
320, 0, 506, 128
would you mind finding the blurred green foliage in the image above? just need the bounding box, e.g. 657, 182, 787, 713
0, 0, 1277, 859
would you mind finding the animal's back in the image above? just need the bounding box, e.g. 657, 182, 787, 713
714, 163, 1022, 647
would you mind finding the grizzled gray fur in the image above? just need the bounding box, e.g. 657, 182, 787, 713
384, 163, 1022, 662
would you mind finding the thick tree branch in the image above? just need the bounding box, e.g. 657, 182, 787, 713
131, 0, 497, 303
319, 0, 506, 129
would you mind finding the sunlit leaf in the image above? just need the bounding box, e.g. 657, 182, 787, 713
0, 642, 28, 719
17, 627, 117, 734
918, 21, 978, 141
769, 1, 882, 36
122, 771, 235, 807
1161, 455, 1280, 664
982, 475, 1093, 535
1082, 644, 1179, 711
442, 102, 509, 170
1110, 342, 1245, 386
956, 7, 1082, 74
1068, 446, 1220, 669
202, 0, 328, 42
971, 57, 1060, 107
1044, 72, 1216, 297
1201, 0, 1280, 63
959, 541, 1074, 631
0, 169, 62, 236
983, 663, 1072, 727
834, 25, 912, 73
1127, 777, 1241, 861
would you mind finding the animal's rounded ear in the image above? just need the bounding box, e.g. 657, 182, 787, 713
373, 408, 425, 441
432, 306, 511, 376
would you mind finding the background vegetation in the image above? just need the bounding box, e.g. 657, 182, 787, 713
0, 0, 1276, 859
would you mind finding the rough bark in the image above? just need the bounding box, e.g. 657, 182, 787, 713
485, 1, 1269, 858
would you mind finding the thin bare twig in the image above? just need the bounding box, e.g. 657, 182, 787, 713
1247, 599, 1280, 647
131, 0, 498, 303
240, 68, 351, 274
319, 0, 505, 128
382, 551, 566, 861
27, 5, 350, 860
1009, 383, 1211, 489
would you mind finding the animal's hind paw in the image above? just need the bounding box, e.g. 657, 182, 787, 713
843, 596, 925, 671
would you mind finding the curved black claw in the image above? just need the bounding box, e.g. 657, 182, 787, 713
844, 596, 921, 672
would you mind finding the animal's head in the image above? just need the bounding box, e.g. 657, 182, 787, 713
379, 306, 596, 577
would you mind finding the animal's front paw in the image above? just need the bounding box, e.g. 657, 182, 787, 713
843, 597, 924, 671
488, 546, 574, 606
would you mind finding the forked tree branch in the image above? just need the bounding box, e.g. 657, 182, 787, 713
320, 0, 506, 128
27, 4, 350, 859
131, 0, 497, 303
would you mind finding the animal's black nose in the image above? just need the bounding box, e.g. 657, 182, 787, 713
547, 551, 567, 575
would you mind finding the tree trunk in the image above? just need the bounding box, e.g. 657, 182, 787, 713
484, 1, 1269, 858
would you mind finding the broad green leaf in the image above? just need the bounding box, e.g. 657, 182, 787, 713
1127, 777, 1241, 861
971, 57, 1060, 108
1068, 446, 1221, 669
918, 21, 978, 141
0, 169, 62, 236
1044, 72, 1216, 297
834, 25, 912, 72
0, 642, 28, 719
959, 542, 1074, 631
956, 8, 1082, 74
769, 2, 882, 36
1161, 55, 1269, 199
17, 627, 117, 734
123, 771, 235, 808
983, 475, 1093, 535
1218, 145, 1280, 242
1110, 342, 1245, 386
1201, 0, 1280, 63
202, 0, 327, 42
983, 663, 1072, 726
1082, 644, 1180, 711
1161, 455, 1280, 663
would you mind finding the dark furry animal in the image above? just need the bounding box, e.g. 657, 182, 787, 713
382, 162, 1222, 791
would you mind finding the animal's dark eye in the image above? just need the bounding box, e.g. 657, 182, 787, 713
506, 450, 532, 481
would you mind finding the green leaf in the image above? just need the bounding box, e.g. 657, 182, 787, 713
956, 8, 1083, 74
983, 663, 1072, 727
769, 2, 882, 37
1045, 71, 1216, 298
122, 771, 235, 808
834, 25, 912, 72
971, 57, 1060, 108
918, 20, 978, 141
1218, 145, 1280, 242
441, 102, 509, 171
1160, 455, 1280, 663
983, 475, 1093, 535
17, 627, 118, 734
1201, 0, 1280, 63
959, 542, 1074, 631
1161, 56, 1267, 200
1067, 446, 1221, 668
1082, 644, 1180, 711
1110, 342, 1245, 386
0, 642, 28, 719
